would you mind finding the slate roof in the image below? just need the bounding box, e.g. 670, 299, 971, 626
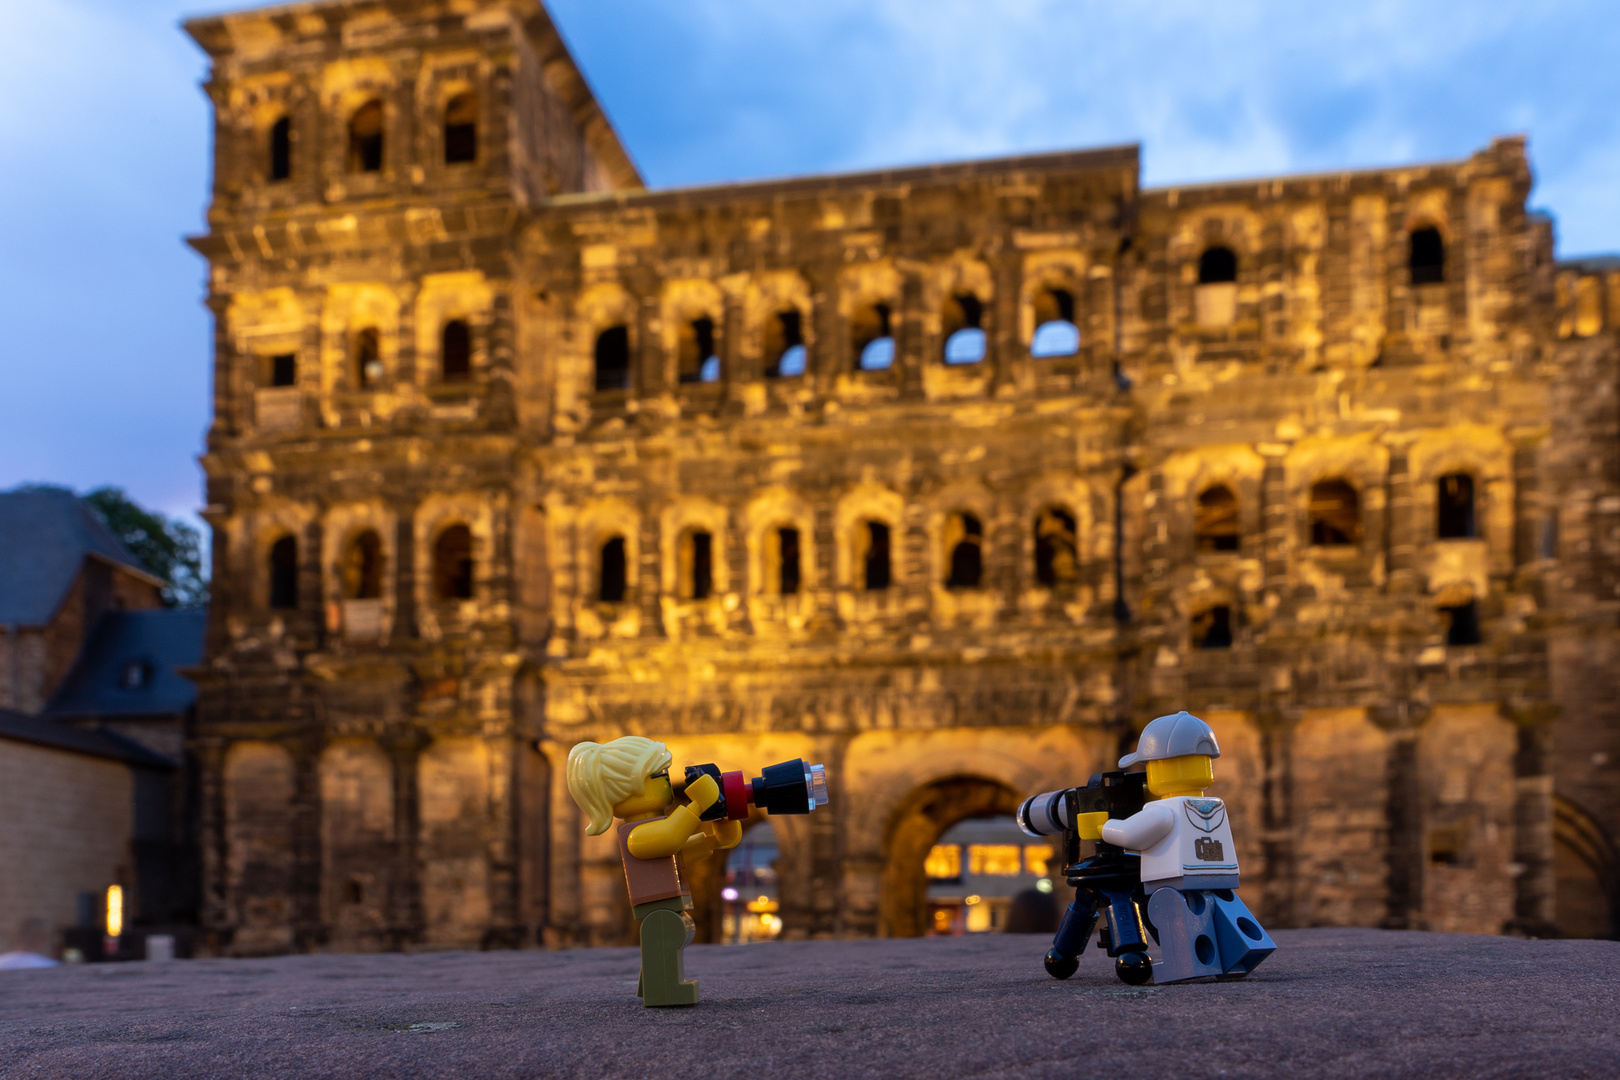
45, 608, 206, 720
0, 487, 163, 627
0, 707, 175, 769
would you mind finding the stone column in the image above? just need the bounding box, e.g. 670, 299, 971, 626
1259, 445, 1290, 597
483, 730, 524, 949
1385, 440, 1419, 593
1381, 707, 1428, 930
291, 729, 326, 950
1507, 703, 1559, 936
384, 727, 429, 948
391, 498, 419, 646
897, 270, 926, 398
195, 737, 230, 954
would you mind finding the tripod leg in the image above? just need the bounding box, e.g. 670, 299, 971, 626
1102, 884, 1153, 986
1044, 890, 1099, 979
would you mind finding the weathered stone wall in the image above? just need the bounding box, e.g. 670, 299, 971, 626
184, 0, 1619, 956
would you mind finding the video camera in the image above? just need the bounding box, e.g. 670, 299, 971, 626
679, 758, 829, 822
1016, 769, 1148, 876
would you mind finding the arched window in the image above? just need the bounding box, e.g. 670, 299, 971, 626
852, 303, 894, 371
433, 524, 474, 600
1195, 485, 1240, 552
441, 320, 471, 381
1309, 480, 1360, 546
342, 531, 383, 600
594, 325, 631, 391
1031, 287, 1079, 358
857, 520, 891, 591
768, 526, 801, 596
348, 100, 384, 173
354, 327, 381, 389
1410, 226, 1445, 285
443, 92, 477, 164
1034, 507, 1077, 587
1198, 247, 1237, 284
764, 310, 806, 379
678, 529, 713, 600
598, 536, 627, 604
269, 535, 298, 610
1193, 605, 1233, 649
1437, 473, 1476, 539
677, 317, 720, 384
944, 512, 983, 589
269, 115, 291, 182
942, 294, 986, 365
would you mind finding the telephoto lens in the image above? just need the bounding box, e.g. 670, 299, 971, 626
681, 759, 830, 821
1017, 789, 1075, 838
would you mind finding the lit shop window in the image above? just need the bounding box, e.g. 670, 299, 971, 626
1024, 844, 1054, 877
967, 844, 1023, 876
925, 844, 962, 880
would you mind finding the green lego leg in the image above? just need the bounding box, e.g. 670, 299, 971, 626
633, 898, 697, 1007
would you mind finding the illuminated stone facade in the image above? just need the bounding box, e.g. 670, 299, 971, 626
184, 0, 1619, 954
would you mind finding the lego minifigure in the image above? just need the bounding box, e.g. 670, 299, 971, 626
566, 736, 742, 1007
1097, 711, 1275, 983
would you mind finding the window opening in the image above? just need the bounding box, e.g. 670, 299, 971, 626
354, 327, 381, 389
1031, 288, 1079, 358
594, 325, 631, 391
777, 527, 801, 596
598, 536, 627, 604
1443, 599, 1481, 646
433, 525, 474, 600
1437, 473, 1475, 539
1193, 605, 1233, 649
441, 319, 471, 381
1309, 480, 1360, 546
1034, 507, 1078, 586
1195, 485, 1241, 552
348, 100, 384, 173
678, 317, 720, 384
945, 512, 983, 589
269, 535, 298, 609
859, 520, 891, 591
942, 294, 986, 365
269, 116, 291, 182
853, 303, 894, 371
343, 531, 383, 599
270, 353, 296, 387
1198, 247, 1237, 285
679, 530, 713, 600
1410, 227, 1445, 285
443, 93, 477, 164
765, 310, 806, 379
120, 660, 150, 690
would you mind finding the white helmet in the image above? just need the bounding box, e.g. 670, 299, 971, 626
1118, 710, 1221, 769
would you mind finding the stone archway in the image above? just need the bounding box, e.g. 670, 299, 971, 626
878, 775, 1020, 938
1554, 796, 1619, 940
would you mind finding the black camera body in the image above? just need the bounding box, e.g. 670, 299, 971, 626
1017, 769, 1148, 875
681, 758, 829, 822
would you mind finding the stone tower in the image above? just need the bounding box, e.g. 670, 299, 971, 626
185, 0, 1620, 955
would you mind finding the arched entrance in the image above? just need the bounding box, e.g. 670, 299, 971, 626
684, 815, 782, 944
879, 776, 1020, 938
1554, 796, 1618, 939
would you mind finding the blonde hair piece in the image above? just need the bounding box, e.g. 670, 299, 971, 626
566, 736, 672, 836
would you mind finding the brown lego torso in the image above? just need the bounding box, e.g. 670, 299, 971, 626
616, 818, 685, 906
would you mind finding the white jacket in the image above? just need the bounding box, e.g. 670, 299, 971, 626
1100, 795, 1240, 892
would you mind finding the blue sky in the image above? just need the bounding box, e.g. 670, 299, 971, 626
1, 0, 1616, 522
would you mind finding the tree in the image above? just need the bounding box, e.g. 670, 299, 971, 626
82, 487, 208, 607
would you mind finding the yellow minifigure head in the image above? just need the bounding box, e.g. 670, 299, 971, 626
1145, 754, 1215, 799
1119, 710, 1221, 800
566, 736, 674, 835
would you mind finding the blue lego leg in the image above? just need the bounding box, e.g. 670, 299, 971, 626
1101, 883, 1153, 985
1044, 893, 1099, 979
1145, 888, 1223, 984
1210, 889, 1276, 977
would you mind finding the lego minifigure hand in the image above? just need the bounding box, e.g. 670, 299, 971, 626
1074, 811, 1108, 841
710, 818, 743, 851
685, 774, 720, 814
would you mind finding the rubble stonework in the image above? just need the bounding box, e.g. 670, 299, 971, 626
183, 0, 1619, 954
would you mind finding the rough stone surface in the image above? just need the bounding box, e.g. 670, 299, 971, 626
180, 0, 1620, 959
3, 929, 1618, 1079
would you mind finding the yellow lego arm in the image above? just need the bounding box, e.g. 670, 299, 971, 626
627, 775, 719, 860
678, 818, 743, 861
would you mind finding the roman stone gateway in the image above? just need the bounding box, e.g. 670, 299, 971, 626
184, 0, 1620, 954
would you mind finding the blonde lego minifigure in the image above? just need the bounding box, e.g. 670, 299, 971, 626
566, 736, 742, 1007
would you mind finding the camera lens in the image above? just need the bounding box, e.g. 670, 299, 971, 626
1017, 790, 1072, 837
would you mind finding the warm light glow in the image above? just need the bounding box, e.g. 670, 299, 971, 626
968, 844, 1023, 876
1024, 844, 1054, 876
745, 895, 779, 914
925, 843, 962, 879
964, 894, 982, 905
105, 885, 124, 938
721, 887, 739, 902
1035, 877, 1054, 894
966, 901, 992, 933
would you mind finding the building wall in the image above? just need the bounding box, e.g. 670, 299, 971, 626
0, 742, 134, 953
184, 0, 1620, 955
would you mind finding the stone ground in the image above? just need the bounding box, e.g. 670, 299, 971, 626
0, 928, 1616, 1079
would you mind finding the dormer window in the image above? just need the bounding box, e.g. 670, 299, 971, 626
120, 660, 150, 689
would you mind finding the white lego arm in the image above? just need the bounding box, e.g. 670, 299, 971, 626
1100, 802, 1176, 852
